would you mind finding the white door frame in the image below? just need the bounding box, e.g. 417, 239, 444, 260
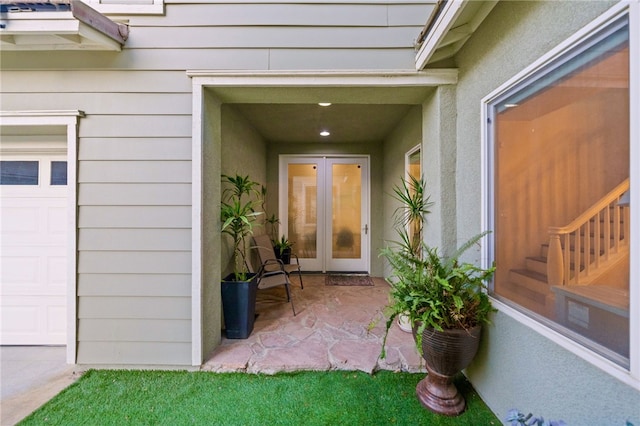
278, 155, 370, 273
0, 110, 83, 364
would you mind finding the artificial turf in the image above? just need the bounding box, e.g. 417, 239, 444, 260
19, 370, 500, 425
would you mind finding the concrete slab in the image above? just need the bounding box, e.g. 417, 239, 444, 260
1, 346, 80, 425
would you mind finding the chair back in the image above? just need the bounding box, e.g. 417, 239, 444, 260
253, 234, 277, 266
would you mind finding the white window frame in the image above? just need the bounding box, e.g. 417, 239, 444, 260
481, 1, 639, 389
405, 144, 421, 181
81, 0, 163, 15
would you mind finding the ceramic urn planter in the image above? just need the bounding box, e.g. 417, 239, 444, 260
414, 325, 482, 416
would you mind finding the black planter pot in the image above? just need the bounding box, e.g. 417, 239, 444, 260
413, 325, 482, 416
221, 273, 258, 339
275, 247, 291, 264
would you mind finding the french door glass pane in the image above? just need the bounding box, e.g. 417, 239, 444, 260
288, 164, 317, 258
331, 164, 361, 259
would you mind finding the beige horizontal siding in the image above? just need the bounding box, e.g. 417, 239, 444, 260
0, 93, 191, 114
0, 71, 192, 92
79, 161, 192, 183
79, 115, 191, 138
79, 229, 191, 251
133, 3, 430, 27
78, 274, 191, 297
269, 48, 415, 70
79, 138, 192, 161
78, 206, 191, 228
78, 319, 191, 342
78, 296, 190, 319
0, 48, 417, 71
78, 183, 191, 205
78, 252, 191, 274
125, 27, 423, 49
77, 342, 191, 365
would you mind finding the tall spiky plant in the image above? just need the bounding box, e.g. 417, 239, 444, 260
390, 174, 433, 259
376, 174, 495, 358
221, 174, 263, 281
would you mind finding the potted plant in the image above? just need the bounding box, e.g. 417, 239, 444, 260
378, 175, 495, 416
220, 173, 263, 339
273, 234, 293, 264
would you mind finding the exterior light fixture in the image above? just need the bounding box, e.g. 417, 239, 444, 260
320, 130, 330, 137
504, 103, 519, 108
318, 103, 332, 107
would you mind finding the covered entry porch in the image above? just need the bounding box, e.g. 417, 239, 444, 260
190, 70, 458, 366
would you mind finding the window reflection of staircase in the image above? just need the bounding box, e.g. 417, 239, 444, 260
506, 178, 630, 319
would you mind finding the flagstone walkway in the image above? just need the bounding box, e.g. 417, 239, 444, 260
202, 275, 426, 374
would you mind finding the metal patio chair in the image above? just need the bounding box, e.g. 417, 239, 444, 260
252, 234, 304, 289
255, 258, 296, 316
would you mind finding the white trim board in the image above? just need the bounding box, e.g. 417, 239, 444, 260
0, 109, 83, 365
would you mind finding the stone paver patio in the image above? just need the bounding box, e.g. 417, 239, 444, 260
202, 274, 426, 374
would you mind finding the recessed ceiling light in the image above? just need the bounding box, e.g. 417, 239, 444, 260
318, 103, 332, 107
320, 130, 330, 137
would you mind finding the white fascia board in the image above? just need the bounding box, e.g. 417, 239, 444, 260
0, 110, 85, 124
0, 7, 126, 50
415, 0, 468, 70
186, 70, 458, 87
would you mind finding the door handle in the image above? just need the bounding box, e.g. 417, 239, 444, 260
364, 224, 368, 235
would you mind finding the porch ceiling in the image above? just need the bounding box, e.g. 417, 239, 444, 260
209, 83, 439, 144
232, 103, 414, 144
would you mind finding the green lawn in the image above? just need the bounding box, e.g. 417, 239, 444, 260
20, 370, 500, 425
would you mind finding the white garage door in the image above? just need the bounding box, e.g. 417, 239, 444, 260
1, 155, 68, 345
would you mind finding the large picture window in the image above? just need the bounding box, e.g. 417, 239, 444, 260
487, 16, 630, 367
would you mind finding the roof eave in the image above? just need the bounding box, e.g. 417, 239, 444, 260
0, 0, 128, 51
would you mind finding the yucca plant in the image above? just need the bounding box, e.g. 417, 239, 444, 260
390, 174, 432, 259
221, 174, 263, 281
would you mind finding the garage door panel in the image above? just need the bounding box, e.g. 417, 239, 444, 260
2, 200, 66, 245
0, 295, 66, 345
1, 255, 41, 285
47, 305, 67, 335
48, 256, 67, 285
48, 206, 67, 234
1, 205, 39, 233
1, 153, 67, 345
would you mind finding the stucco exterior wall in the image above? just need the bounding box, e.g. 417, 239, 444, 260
450, 1, 640, 423
420, 86, 457, 256
380, 105, 422, 277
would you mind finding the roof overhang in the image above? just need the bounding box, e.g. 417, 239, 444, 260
415, 0, 498, 69
0, 0, 128, 51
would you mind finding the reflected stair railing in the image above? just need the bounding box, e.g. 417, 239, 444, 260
547, 178, 630, 287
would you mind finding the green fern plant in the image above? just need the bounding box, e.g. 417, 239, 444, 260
377, 175, 495, 358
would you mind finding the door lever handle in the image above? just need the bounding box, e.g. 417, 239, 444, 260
364, 224, 368, 235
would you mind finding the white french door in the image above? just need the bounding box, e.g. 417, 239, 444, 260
279, 156, 369, 273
